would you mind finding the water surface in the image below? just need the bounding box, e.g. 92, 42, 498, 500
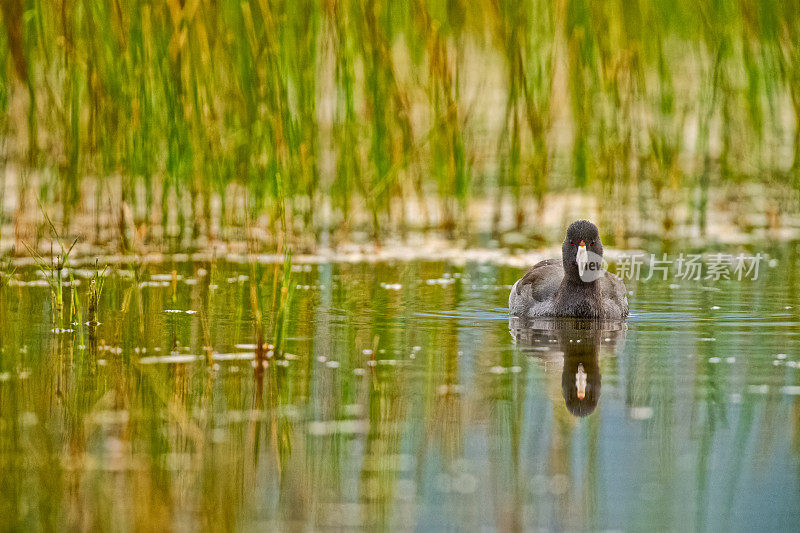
1, 246, 799, 530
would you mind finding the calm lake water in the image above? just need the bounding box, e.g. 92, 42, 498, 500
1, 244, 799, 531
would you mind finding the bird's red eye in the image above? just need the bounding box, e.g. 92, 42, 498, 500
570, 241, 575, 246
591, 241, 596, 246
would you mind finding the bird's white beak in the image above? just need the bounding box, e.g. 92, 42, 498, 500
576, 242, 588, 278
576, 363, 587, 400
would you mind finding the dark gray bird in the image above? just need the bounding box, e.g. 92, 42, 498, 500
508, 220, 629, 319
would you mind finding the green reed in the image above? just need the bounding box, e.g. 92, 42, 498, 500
0, 0, 798, 246
22, 207, 78, 328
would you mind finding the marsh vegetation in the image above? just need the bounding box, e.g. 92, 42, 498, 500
0, 0, 798, 250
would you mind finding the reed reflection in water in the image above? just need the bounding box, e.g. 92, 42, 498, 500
0, 253, 799, 530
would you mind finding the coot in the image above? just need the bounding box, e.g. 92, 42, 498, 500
508, 220, 628, 319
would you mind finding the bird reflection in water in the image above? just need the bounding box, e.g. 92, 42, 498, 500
509, 317, 626, 417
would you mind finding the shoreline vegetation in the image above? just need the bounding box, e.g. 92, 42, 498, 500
0, 1, 799, 255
